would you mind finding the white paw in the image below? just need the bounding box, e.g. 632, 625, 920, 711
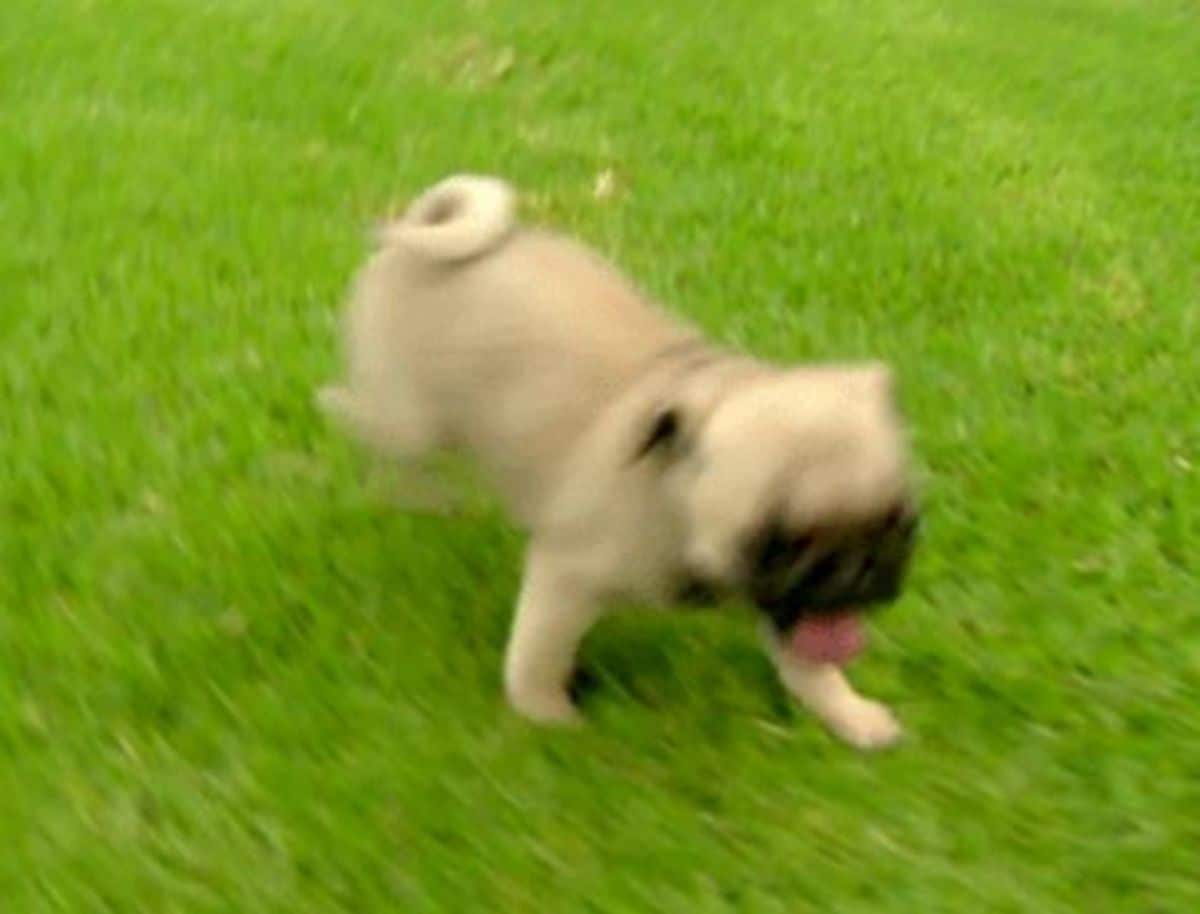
824, 698, 903, 751
507, 688, 583, 727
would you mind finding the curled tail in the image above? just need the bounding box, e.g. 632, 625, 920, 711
382, 174, 516, 262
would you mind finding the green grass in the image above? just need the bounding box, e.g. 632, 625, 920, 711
3, 0, 1199, 910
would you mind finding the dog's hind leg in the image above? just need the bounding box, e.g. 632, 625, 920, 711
317, 385, 467, 514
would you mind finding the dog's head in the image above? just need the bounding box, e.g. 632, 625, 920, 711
638, 362, 918, 641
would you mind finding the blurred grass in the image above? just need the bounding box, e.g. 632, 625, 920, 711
2, 0, 1198, 910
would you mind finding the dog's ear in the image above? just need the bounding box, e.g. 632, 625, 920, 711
633, 406, 687, 462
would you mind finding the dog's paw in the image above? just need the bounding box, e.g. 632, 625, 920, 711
825, 698, 902, 751
508, 689, 584, 727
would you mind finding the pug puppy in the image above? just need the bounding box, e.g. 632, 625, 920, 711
319, 175, 919, 749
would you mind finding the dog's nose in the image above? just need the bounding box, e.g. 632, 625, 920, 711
848, 552, 905, 603
804, 546, 895, 593
745, 522, 813, 578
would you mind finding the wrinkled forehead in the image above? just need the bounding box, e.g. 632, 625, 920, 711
756, 413, 911, 529
781, 418, 911, 521
777, 466, 911, 531
710, 364, 898, 431
700, 362, 910, 492
788, 362, 897, 404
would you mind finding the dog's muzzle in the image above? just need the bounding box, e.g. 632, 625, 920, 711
746, 506, 919, 632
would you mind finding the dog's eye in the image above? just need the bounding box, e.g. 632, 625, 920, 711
791, 531, 816, 554
880, 502, 918, 537
804, 551, 841, 589
882, 506, 904, 532
749, 524, 814, 574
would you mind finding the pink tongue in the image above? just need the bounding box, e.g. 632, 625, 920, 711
790, 611, 865, 665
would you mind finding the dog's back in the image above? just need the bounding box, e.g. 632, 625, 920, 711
321, 175, 691, 522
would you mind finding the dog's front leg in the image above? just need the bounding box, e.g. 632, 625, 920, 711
504, 546, 604, 725
760, 622, 902, 750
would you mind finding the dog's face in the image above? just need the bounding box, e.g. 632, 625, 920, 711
646, 364, 918, 629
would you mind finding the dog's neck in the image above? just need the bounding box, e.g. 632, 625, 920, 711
625, 334, 764, 438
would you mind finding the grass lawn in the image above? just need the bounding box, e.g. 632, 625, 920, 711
3, 0, 1199, 910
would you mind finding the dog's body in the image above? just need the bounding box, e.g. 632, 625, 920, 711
321, 175, 917, 749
